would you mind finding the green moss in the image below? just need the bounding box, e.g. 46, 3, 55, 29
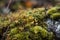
47, 7, 60, 15
30, 26, 42, 34
10, 32, 30, 40
48, 32, 54, 40
30, 26, 48, 38
0, 7, 56, 40
10, 28, 19, 35
12, 33, 24, 40
50, 13, 60, 19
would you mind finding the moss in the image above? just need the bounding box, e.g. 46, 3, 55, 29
10, 32, 30, 40
30, 26, 42, 34
10, 28, 19, 35
47, 7, 60, 15
12, 33, 24, 40
50, 13, 60, 20
30, 26, 48, 38
48, 32, 54, 40
0, 7, 56, 40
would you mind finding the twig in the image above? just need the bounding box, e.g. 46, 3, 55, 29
1, 26, 10, 40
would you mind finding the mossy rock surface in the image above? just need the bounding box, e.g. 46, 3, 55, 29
0, 7, 57, 40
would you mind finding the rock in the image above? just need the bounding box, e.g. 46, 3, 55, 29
2, 7, 10, 14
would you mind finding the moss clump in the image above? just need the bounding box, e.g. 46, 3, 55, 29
50, 13, 60, 20
10, 28, 19, 35
30, 26, 48, 38
47, 7, 60, 15
0, 7, 55, 40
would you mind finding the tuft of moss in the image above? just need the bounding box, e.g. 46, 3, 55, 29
47, 7, 60, 15
10, 28, 19, 35
50, 13, 60, 20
